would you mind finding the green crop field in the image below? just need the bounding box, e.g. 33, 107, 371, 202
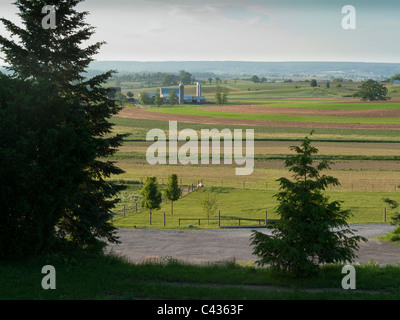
148, 106, 400, 125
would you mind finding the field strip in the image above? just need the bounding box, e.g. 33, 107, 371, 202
148, 107, 400, 125
201, 105, 400, 117
117, 108, 400, 130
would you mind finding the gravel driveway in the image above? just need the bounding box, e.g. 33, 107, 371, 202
107, 224, 400, 266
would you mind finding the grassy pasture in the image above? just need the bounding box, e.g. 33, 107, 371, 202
113, 185, 396, 228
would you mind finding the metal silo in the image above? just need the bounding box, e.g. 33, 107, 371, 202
196, 82, 202, 97
179, 82, 185, 104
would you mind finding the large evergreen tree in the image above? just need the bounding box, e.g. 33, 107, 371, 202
0, 76, 94, 258
251, 133, 367, 275
0, 0, 127, 248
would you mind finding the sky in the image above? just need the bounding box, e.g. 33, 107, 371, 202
0, 0, 400, 62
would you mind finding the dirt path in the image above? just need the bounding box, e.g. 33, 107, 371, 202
107, 224, 400, 266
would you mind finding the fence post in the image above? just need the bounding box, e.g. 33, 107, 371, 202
136, 203, 138, 213
164, 211, 166, 227
384, 207, 386, 222
218, 210, 221, 227
123, 205, 126, 217
149, 212, 152, 226
265, 210, 267, 225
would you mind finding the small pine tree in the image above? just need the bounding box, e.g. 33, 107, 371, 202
383, 198, 400, 228
251, 132, 367, 275
163, 174, 181, 215
141, 177, 162, 216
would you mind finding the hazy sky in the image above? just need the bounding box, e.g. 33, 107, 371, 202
1, 0, 400, 62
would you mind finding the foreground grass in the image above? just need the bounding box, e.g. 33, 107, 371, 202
1, 249, 400, 300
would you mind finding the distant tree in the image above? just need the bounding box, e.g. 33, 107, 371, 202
251, 133, 367, 275
169, 90, 178, 106
154, 88, 164, 108
163, 174, 181, 215
390, 74, 400, 85
353, 79, 389, 101
127, 91, 134, 98
215, 86, 229, 106
200, 188, 218, 225
251, 75, 260, 83
180, 70, 194, 85
162, 74, 178, 86
261, 77, 267, 83
326, 82, 330, 88
141, 177, 162, 218
310, 79, 318, 87
139, 92, 152, 105
215, 77, 222, 84
208, 77, 213, 85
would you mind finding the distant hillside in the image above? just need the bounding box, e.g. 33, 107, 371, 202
3, 61, 399, 80
88, 61, 400, 80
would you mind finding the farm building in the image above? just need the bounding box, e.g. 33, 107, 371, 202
160, 82, 206, 104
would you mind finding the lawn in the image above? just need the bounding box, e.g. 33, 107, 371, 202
1, 248, 399, 300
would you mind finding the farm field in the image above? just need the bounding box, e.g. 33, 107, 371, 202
108, 81, 400, 230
